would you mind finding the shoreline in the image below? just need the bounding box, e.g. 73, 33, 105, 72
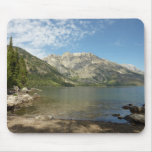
7, 87, 41, 112
7, 115, 144, 133
7, 86, 145, 133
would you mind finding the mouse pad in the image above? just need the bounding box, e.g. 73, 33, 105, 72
7, 19, 145, 133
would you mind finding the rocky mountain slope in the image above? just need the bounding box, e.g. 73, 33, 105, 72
43, 52, 144, 86
13, 47, 73, 87
121, 64, 144, 74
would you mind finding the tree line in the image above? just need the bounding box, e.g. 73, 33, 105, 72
7, 37, 27, 89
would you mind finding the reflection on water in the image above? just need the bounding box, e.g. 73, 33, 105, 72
15, 86, 144, 123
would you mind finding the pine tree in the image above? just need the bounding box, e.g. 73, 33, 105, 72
7, 37, 27, 89
7, 36, 17, 88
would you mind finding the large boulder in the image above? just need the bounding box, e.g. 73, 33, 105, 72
7, 95, 18, 106
7, 93, 33, 112
18, 94, 33, 103
125, 114, 145, 124
7, 95, 19, 112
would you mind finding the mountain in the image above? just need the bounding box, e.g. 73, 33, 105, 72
13, 47, 74, 87
121, 64, 144, 74
43, 52, 144, 86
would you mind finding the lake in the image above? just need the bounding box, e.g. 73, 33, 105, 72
15, 86, 144, 123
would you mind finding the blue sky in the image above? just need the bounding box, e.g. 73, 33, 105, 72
7, 19, 144, 70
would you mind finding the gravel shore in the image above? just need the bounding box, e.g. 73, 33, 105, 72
7, 115, 144, 133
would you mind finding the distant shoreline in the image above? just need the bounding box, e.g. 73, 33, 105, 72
38, 85, 144, 88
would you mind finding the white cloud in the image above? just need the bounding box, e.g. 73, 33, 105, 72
8, 19, 94, 48
7, 19, 115, 58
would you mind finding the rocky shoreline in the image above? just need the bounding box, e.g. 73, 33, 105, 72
112, 104, 145, 125
7, 86, 145, 133
7, 86, 41, 112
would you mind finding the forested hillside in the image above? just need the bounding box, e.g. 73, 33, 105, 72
7, 38, 73, 88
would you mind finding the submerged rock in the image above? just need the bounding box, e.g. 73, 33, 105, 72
112, 114, 120, 117
122, 105, 130, 109
128, 104, 133, 106
33, 93, 40, 99
112, 114, 123, 119
118, 116, 123, 119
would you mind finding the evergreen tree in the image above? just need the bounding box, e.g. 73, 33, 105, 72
7, 37, 17, 88
7, 37, 27, 89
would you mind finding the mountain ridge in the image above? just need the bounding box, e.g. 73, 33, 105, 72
10, 47, 144, 87
43, 52, 144, 86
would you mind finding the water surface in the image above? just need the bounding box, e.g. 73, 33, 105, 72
16, 86, 144, 123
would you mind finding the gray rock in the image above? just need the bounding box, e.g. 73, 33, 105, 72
122, 104, 145, 114
129, 106, 139, 113
18, 94, 33, 102
21, 87, 29, 93
129, 106, 144, 114
125, 114, 145, 124
7, 93, 33, 111
7, 95, 18, 106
